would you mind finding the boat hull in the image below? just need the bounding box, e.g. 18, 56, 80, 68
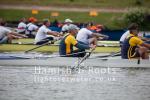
0, 57, 149, 68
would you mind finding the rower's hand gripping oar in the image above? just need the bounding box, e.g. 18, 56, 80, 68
25, 42, 50, 53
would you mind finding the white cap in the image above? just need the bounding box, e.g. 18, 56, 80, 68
68, 24, 79, 30
65, 18, 73, 23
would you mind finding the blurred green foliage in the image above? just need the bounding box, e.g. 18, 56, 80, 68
122, 8, 150, 30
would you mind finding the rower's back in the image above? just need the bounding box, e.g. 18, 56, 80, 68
121, 36, 135, 59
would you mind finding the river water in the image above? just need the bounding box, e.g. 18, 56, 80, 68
0, 65, 150, 100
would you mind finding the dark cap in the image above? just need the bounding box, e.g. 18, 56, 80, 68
43, 19, 50, 25
128, 23, 139, 30
68, 24, 79, 30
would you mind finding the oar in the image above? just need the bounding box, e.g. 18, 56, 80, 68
25, 42, 50, 53
95, 51, 121, 58
72, 48, 95, 70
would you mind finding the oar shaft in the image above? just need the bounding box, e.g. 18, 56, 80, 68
76, 48, 95, 67
25, 42, 49, 53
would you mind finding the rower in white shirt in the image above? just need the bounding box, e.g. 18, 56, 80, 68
61, 18, 73, 34
76, 23, 108, 46
26, 17, 38, 38
35, 19, 61, 45
17, 18, 27, 34
0, 20, 27, 44
120, 30, 150, 47
119, 30, 130, 46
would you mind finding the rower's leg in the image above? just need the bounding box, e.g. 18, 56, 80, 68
36, 40, 49, 45
89, 37, 97, 45
26, 34, 35, 38
72, 49, 86, 57
7, 34, 13, 43
0, 36, 8, 44
46, 37, 54, 44
138, 47, 149, 59
36, 37, 54, 45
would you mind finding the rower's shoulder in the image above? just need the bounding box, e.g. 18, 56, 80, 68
65, 35, 76, 42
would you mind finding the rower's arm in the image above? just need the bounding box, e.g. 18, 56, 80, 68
141, 43, 150, 49
10, 32, 27, 38
131, 37, 150, 49
34, 28, 39, 32
47, 31, 61, 37
92, 33, 108, 38
139, 36, 150, 42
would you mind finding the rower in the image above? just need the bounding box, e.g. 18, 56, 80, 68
0, 19, 27, 44
35, 19, 61, 45
120, 28, 150, 46
119, 30, 130, 46
121, 23, 150, 59
59, 24, 96, 57
61, 18, 73, 34
26, 17, 38, 38
17, 18, 27, 34
76, 23, 108, 46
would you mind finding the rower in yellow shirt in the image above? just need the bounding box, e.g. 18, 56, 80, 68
121, 23, 150, 59
59, 24, 96, 57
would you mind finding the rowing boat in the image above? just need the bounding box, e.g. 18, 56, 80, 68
0, 56, 149, 67
0, 44, 120, 53
0, 52, 149, 67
